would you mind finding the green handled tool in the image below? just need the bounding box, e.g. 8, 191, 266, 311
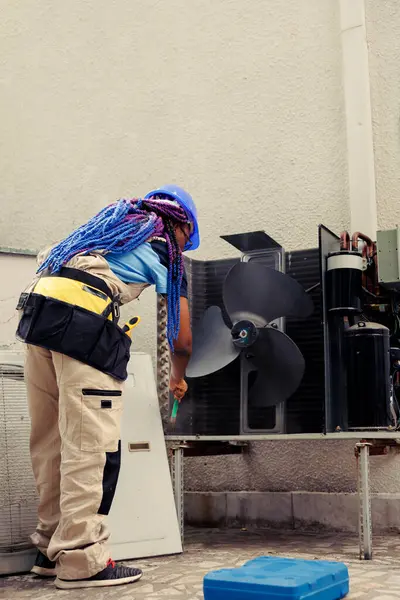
170, 397, 179, 426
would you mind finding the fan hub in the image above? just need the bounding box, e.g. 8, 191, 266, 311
231, 320, 258, 348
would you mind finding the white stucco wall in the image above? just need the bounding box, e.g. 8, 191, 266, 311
0, 254, 37, 351
0, 0, 399, 497
0, 0, 348, 358
366, 0, 400, 230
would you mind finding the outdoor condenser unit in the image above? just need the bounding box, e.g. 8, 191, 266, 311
167, 232, 324, 436
170, 224, 400, 437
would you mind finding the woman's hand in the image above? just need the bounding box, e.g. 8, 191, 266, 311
169, 376, 188, 401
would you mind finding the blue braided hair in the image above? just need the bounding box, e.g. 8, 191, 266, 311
37, 197, 189, 348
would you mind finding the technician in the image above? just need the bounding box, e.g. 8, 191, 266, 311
16, 185, 198, 590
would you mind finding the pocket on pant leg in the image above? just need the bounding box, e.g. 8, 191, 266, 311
98, 441, 122, 516
80, 389, 123, 453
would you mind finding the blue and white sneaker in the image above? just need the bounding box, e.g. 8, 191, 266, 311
31, 550, 56, 577
55, 558, 143, 589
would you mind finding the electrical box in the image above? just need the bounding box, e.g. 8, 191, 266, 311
377, 227, 400, 291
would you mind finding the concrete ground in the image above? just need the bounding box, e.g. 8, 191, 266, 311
2, 528, 400, 599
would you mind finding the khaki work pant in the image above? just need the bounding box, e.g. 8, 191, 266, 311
25, 344, 124, 580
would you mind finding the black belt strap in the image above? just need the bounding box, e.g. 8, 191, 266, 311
41, 267, 114, 301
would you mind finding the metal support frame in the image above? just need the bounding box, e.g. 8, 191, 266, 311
169, 437, 385, 560
170, 445, 185, 543
166, 432, 400, 441
356, 442, 372, 560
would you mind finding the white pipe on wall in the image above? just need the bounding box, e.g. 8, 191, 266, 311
339, 0, 377, 239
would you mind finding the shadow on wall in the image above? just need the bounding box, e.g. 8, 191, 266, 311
0, 252, 37, 350
184, 490, 400, 533
184, 440, 400, 495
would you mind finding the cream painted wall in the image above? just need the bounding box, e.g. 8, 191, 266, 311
0, 254, 36, 351
0, 0, 348, 362
0, 0, 399, 496
366, 0, 400, 231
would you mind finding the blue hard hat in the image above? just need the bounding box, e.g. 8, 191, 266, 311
144, 184, 200, 251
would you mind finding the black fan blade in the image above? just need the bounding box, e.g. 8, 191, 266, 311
247, 326, 305, 406
186, 306, 241, 378
223, 262, 313, 326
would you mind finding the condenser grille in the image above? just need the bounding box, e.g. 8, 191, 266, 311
173, 258, 241, 435
285, 249, 324, 433
0, 363, 38, 552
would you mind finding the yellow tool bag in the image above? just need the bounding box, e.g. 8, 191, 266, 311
16, 267, 132, 381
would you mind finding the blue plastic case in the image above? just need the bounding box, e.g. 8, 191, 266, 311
204, 556, 349, 600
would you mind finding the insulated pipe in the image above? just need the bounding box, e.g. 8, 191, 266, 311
339, 0, 377, 239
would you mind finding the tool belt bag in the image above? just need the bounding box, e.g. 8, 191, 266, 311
16, 293, 131, 381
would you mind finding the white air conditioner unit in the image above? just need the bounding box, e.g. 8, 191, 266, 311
0, 350, 182, 576
0, 351, 38, 575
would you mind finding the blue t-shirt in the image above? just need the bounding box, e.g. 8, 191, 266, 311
105, 240, 188, 298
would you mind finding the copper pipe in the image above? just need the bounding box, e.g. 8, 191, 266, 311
340, 231, 350, 250
351, 232, 374, 256
350, 233, 379, 292
359, 237, 379, 293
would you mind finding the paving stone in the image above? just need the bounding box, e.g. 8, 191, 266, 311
2, 528, 400, 599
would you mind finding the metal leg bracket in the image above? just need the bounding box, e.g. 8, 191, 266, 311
170, 445, 185, 545
355, 442, 372, 560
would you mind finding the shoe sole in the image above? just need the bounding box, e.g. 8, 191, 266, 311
31, 566, 57, 577
55, 572, 142, 589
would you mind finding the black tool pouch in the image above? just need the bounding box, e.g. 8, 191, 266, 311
16, 293, 131, 381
